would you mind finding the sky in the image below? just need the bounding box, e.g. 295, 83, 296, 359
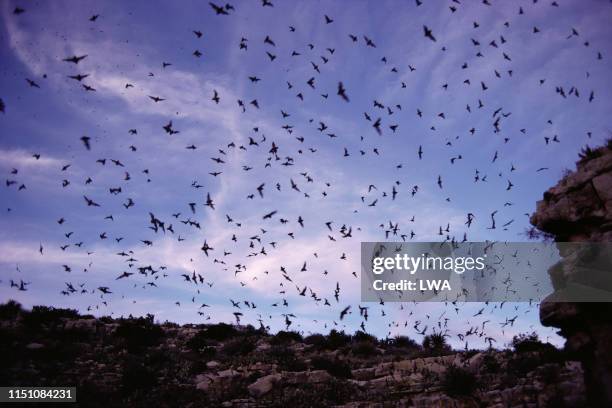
0, 0, 611, 349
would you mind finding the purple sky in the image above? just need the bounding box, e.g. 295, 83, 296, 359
1, 0, 611, 349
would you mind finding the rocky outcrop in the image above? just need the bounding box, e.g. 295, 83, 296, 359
0, 302, 586, 407
531, 141, 612, 407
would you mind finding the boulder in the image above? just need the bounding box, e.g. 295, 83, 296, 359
247, 373, 280, 397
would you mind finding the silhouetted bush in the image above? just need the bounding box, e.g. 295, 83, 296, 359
304, 334, 326, 348
121, 359, 157, 393
422, 332, 452, 356
443, 365, 478, 397
352, 331, 377, 344
221, 337, 255, 356
310, 355, 352, 379
0, 300, 22, 320
114, 315, 164, 352
269, 345, 307, 372
351, 341, 379, 357
511, 332, 547, 353
187, 330, 214, 351
389, 335, 420, 350
325, 330, 352, 349
481, 353, 500, 373
270, 330, 303, 345
22, 305, 80, 329
201, 323, 238, 341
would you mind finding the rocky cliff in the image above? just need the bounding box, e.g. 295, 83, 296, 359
0, 302, 585, 407
531, 140, 612, 407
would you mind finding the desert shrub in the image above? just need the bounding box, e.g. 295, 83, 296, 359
0, 300, 22, 320
187, 330, 215, 351
443, 365, 478, 397
269, 345, 307, 372
422, 332, 452, 356
325, 330, 352, 349
390, 335, 420, 350
511, 332, 547, 353
578, 145, 604, 163
201, 323, 238, 341
481, 353, 500, 373
114, 315, 164, 352
270, 330, 303, 345
310, 355, 352, 379
23, 305, 80, 329
508, 352, 540, 377
304, 333, 326, 348
352, 331, 377, 344
121, 358, 157, 393
221, 337, 255, 356
351, 341, 379, 357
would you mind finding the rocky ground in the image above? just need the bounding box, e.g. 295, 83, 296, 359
0, 301, 586, 407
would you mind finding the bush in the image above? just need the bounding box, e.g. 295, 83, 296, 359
202, 323, 238, 341
352, 331, 377, 344
443, 366, 478, 397
389, 335, 420, 350
304, 334, 326, 348
0, 300, 22, 320
481, 353, 500, 373
422, 332, 452, 356
270, 330, 303, 345
310, 355, 352, 379
23, 305, 80, 329
121, 359, 157, 393
269, 345, 307, 372
351, 341, 379, 357
511, 332, 547, 353
187, 330, 214, 351
114, 315, 164, 352
221, 337, 255, 356
325, 330, 352, 349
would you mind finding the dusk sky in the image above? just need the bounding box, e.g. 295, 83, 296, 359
1, 0, 611, 349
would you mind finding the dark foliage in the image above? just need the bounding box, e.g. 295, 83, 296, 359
310, 355, 352, 379
114, 314, 164, 352
443, 365, 478, 397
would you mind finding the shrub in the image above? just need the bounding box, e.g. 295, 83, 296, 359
270, 330, 303, 345
115, 315, 164, 352
351, 341, 379, 357
187, 330, 214, 351
23, 305, 80, 329
121, 359, 157, 393
221, 337, 255, 356
202, 323, 238, 341
390, 335, 420, 350
422, 332, 452, 356
352, 331, 377, 344
310, 355, 352, 379
304, 334, 326, 348
0, 300, 22, 320
481, 353, 500, 373
325, 330, 352, 349
443, 366, 478, 397
511, 332, 547, 353
269, 345, 307, 372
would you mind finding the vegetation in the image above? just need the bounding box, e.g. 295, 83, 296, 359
422, 332, 452, 356
443, 365, 478, 397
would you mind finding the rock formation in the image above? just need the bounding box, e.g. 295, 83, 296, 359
531, 140, 612, 407
0, 302, 585, 407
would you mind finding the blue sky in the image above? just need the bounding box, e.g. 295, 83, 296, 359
1, 0, 611, 349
